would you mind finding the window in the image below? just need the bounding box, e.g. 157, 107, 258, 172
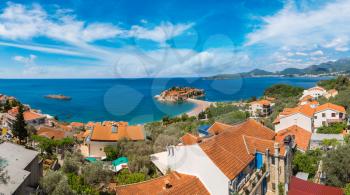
322, 121, 326, 126
271, 157, 275, 165
314, 116, 317, 119
340, 113, 344, 118
272, 183, 276, 191
322, 113, 326, 117
332, 113, 336, 117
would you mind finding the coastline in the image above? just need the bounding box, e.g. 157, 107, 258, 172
184, 98, 213, 117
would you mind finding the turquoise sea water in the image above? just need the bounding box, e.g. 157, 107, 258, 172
0, 77, 327, 124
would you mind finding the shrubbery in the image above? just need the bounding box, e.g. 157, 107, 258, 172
317, 122, 346, 134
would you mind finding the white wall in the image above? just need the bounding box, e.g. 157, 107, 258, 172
275, 113, 313, 132
88, 141, 117, 158
302, 89, 326, 99
167, 145, 230, 195
314, 110, 346, 128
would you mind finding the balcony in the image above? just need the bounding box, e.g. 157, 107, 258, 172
238, 167, 268, 195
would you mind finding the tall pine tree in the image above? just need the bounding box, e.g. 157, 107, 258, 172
12, 105, 28, 144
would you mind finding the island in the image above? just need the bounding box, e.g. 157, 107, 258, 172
44, 94, 72, 100
155, 87, 205, 102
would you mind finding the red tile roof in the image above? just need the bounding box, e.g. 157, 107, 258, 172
275, 125, 311, 152
250, 99, 271, 106
37, 126, 67, 140
115, 171, 210, 195
180, 133, 201, 145
90, 122, 144, 141
70, 122, 84, 128
200, 119, 278, 179
315, 103, 346, 113
288, 176, 343, 195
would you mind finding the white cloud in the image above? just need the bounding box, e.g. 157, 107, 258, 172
13, 54, 37, 64
0, 3, 193, 46
246, 0, 350, 53
310, 50, 324, 56
127, 22, 194, 45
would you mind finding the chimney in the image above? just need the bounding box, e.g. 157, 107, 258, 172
164, 179, 172, 189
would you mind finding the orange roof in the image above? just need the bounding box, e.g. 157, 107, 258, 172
180, 133, 201, 145
250, 99, 271, 106
280, 105, 315, 118
275, 125, 311, 152
115, 171, 209, 195
74, 130, 91, 140
23, 111, 45, 121
200, 119, 277, 179
90, 122, 144, 141
70, 122, 84, 128
315, 103, 346, 113
37, 126, 67, 140
308, 86, 326, 91
207, 122, 234, 135
58, 124, 73, 132
244, 136, 285, 156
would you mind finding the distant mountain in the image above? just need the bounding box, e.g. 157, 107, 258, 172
205, 58, 350, 80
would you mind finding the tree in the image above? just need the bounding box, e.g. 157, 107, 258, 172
345, 183, 350, 195
12, 105, 28, 143
264, 84, 304, 99
115, 169, 146, 185
317, 122, 346, 134
323, 144, 350, 187
52, 177, 75, 195
292, 150, 322, 178
62, 152, 82, 174
81, 162, 112, 186
41, 170, 66, 194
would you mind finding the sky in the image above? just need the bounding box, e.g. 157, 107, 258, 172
0, 0, 350, 78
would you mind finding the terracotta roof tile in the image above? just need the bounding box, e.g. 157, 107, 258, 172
250, 99, 271, 106
200, 119, 277, 179
315, 103, 346, 113
115, 172, 210, 195
70, 122, 84, 128
275, 125, 311, 152
244, 136, 285, 156
180, 133, 201, 145
37, 126, 67, 140
90, 122, 144, 141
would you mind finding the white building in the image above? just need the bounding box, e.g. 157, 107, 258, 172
301, 86, 327, 99
0, 142, 42, 195
274, 103, 347, 133
310, 133, 344, 150
151, 119, 294, 195
274, 105, 314, 132
313, 103, 346, 128
249, 99, 274, 117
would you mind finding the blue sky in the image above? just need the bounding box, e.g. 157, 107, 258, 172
0, 0, 349, 78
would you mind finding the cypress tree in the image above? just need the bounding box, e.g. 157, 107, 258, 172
12, 105, 28, 144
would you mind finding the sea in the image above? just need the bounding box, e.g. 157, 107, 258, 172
0, 77, 328, 124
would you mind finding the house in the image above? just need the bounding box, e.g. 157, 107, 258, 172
151, 119, 294, 195
288, 176, 343, 195
36, 126, 70, 140
249, 99, 273, 117
87, 121, 145, 157
275, 125, 312, 152
274, 105, 314, 132
0, 142, 43, 195
310, 133, 344, 150
115, 171, 210, 195
324, 89, 338, 99
180, 133, 202, 145
70, 122, 84, 130
274, 103, 346, 133
301, 86, 327, 99
3, 107, 46, 129
313, 103, 346, 128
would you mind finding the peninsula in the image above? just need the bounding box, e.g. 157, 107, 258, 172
45, 94, 72, 100
155, 87, 205, 102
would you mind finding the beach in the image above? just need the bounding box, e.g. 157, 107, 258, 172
185, 98, 213, 117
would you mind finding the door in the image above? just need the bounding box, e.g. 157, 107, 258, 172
255, 153, 263, 169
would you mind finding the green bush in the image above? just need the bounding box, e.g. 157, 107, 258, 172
264, 84, 304, 99
317, 123, 346, 134
115, 169, 146, 185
